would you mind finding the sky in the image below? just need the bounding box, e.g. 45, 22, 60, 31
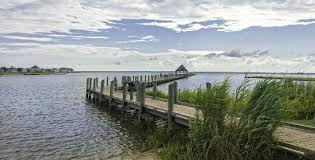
0, 0, 315, 72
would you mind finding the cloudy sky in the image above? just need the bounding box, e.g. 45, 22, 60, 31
0, 0, 315, 72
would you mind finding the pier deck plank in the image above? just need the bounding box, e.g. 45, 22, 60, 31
94, 87, 315, 154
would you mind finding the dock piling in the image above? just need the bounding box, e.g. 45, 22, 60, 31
109, 81, 114, 110
206, 82, 212, 89
129, 83, 133, 100
174, 81, 178, 104
114, 77, 118, 91
100, 79, 105, 102
86, 78, 89, 98
138, 82, 146, 121
93, 78, 96, 102
88, 78, 92, 99
106, 77, 109, 86
167, 83, 175, 133
136, 81, 140, 102
153, 81, 157, 99
95, 77, 98, 88
122, 81, 127, 109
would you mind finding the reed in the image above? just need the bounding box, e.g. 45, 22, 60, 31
148, 79, 286, 160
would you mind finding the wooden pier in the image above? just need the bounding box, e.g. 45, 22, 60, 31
85, 74, 315, 159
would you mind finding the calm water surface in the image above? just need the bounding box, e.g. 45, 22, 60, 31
0, 72, 247, 159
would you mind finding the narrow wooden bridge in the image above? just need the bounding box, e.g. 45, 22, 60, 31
85, 74, 315, 159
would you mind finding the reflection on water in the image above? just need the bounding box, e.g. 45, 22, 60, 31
0, 72, 246, 159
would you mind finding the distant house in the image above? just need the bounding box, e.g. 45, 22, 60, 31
0, 67, 7, 72
9, 66, 18, 72
30, 65, 41, 72
17, 67, 28, 72
175, 65, 189, 75
51, 68, 60, 73
59, 67, 73, 73
44, 69, 51, 72
21, 68, 28, 72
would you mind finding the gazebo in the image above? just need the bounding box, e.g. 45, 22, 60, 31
175, 65, 188, 75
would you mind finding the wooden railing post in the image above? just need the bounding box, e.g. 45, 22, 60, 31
206, 82, 212, 89
136, 81, 140, 102
153, 81, 157, 99
174, 81, 178, 104
100, 79, 105, 102
168, 83, 175, 134
122, 81, 127, 109
114, 77, 118, 91
109, 81, 114, 111
95, 77, 98, 88
129, 83, 134, 100
138, 82, 146, 121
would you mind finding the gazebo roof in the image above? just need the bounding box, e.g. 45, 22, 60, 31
175, 65, 188, 72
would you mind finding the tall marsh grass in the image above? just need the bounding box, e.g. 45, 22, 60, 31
148, 79, 288, 160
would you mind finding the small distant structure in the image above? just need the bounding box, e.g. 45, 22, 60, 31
59, 67, 73, 73
8, 66, 18, 72
30, 65, 40, 72
175, 65, 189, 75
0, 67, 7, 72
51, 68, 60, 73
0, 65, 74, 73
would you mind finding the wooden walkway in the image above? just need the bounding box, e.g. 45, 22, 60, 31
86, 77, 315, 158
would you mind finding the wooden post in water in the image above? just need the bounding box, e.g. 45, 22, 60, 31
167, 83, 175, 134
136, 81, 140, 102
114, 77, 118, 91
100, 79, 105, 102
122, 76, 125, 85
109, 81, 114, 111
122, 81, 127, 110
138, 82, 146, 121
140, 75, 143, 82
93, 78, 96, 102
145, 75, 147, 82
153, 81, 157, 99
95, 77, 98, 88
206, 82, 212, 89
106, 77, 109, 86
174, 81, 178, 104
86, 78, 89, 98
129, 83, 133, 100
88, 78, 92, 99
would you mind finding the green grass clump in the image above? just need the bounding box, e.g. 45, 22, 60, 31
178, 89, 197, 104
146, 89, 168, 99
278, 79, 315, 120
148, 79, 285, 160
246, 75, 315, 81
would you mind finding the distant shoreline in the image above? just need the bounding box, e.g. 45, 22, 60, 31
74, 71, 315, 75
0, 72, 68, 76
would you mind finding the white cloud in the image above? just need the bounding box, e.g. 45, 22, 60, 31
116, 35, 159, 44
1, 35, 55, 42
0, 42, 313, 72
1, 0, 315, 34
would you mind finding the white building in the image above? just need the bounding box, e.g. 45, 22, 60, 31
51, 68, 60, 73
21, 68, 28, 72
30, 65, 40, 72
